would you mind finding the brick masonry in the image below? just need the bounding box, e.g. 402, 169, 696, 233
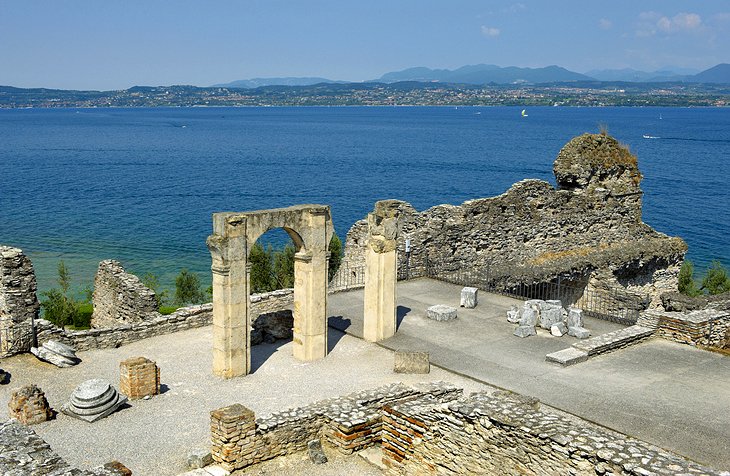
119, 356, 160, 400
210, 382, 723, 475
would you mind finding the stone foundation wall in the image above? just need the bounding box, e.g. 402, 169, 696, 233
336, 134, 686, 309
381, 391, 721, 476
209, 382, 721, 475
210, 382, 460, 471
91, 260, 159, 328
0, 420, 129, 475
648, 309, 730, 348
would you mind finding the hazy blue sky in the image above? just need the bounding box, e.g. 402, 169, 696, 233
1, 0, 729, 90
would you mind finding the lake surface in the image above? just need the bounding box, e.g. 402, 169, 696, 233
1, 106, 728, 294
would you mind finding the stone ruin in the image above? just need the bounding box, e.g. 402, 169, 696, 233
119, 356, 160, 400
8, 384, 53, 425
62, 379, 127, 423
335, 133, 687, 310
92, 259, 158, 328
510, 299, 590, 339
31, 339, 80, 367
0, 246, 39, 357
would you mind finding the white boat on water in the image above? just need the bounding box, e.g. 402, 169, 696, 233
521, 109, 528, 117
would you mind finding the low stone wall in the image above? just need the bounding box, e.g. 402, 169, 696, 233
649, 309, 730, 348
91, 260, 158, 328
210, 382, 460, 471
381, 391, 722, 476
34, 289, 294, 352
0, 419, 130, 475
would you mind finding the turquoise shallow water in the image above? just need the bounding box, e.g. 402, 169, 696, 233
1, 106, 728, 294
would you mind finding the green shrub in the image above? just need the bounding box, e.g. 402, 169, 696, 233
174, 268, 206, 305
249, 243, 275, 293
328, 232, 343, 281
141, 272, 169, 307
73, 303, 93, 329
159, 305, 179, 315
678, 260, 702, 296
701, 260, 730, 295
40, 261, 81, 328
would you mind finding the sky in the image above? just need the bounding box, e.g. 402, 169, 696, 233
1, 0, 729, 90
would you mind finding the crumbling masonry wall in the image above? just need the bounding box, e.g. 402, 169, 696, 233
0, 246, 39, 356
209, 383, 721, 475
336, 134, 686, 309
91, 259, 159, 328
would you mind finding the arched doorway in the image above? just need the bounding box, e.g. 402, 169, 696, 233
207, 205, 332, 378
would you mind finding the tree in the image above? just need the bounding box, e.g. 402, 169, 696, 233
174, 269, 205, 305
141, 272, 168, 308
678, 260, 701, 296
273, 244, 295, 289
40, 260, 80, 328
700, 260, 730, 295
249, 243, 275, 293
328, 232, 343, 281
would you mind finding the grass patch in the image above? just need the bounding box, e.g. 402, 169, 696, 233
159, 306, 179, 315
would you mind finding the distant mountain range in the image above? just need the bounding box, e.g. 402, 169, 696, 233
215, 63, 730, 88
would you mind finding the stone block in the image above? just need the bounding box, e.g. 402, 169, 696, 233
540, 306, 563, 330
188, 448, 213, 469
513, 325, 536, 338
426, 304, 457, 321
545, 348, 589, 366
460, 287, 478, 308
568, 326, 590, 339
506, 305, 521, 323
308, 439, 328, 464
519, 307, 538, 327
8, 384, 53, 425
551, 322, 568, 337
567, 307, 584, 328
0, 369, 8, 385
394, 351, 430, 374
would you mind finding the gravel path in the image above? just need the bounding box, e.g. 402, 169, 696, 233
0, 326, 492, 476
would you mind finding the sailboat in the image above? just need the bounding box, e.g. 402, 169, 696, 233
521, 109, 528, 117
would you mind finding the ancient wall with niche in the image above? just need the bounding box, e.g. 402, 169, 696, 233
336, 133, 686, 308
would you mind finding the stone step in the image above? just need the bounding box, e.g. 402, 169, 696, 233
572, 325, 654, 356
546, 325, 654, 366
545, 348, 589, 366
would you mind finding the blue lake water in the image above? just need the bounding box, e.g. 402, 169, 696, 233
1, 106, 728, 294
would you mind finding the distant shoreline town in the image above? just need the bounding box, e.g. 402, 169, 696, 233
1, 81, 729, 109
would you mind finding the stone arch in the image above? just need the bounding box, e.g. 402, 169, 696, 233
207, 205, 333, 378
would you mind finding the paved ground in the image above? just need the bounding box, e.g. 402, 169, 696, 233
329, 278, 730, 471
0, 326, 491, 476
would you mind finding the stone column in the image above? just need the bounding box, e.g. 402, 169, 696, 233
207, 214, 249, 378
363, 201, 400, 342
292, 210, 329, 361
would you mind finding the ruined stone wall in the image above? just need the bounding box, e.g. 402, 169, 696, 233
209, 382, 721, 475
91, 259, 159, 328
650, 309, 730, 348
0, 420, 129, 475
337, 134, 686, 308
0, 246, 39, 356
210, 382, 459, 472
35, 289, 294, 352
381, 391, 721, 476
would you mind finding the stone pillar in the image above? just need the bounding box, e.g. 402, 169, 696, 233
210, 404, 256, 471
292, 209, 329, 361
0, 246, 39, 356
363, 200, 400, 342
207, 215, 249, 379
119, 356, 160, 400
